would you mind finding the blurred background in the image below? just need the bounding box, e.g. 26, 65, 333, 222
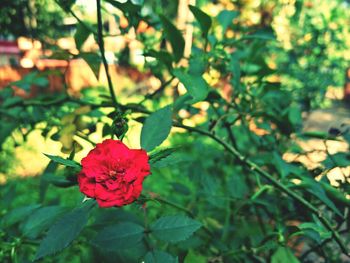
1, 0, 349, 182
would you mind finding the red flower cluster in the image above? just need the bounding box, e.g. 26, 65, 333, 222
77, 139, 150, 207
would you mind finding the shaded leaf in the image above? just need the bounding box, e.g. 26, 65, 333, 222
144, 250, 178, 263
189, 5, 212, 38
159, 15, 185, 62
150, 215, 202, 243
2, 204, 41, 227
92, 222, 145, 250
34, 201, 94, 260
21, 206, 67, 239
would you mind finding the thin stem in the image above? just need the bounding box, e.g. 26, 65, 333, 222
96, 0, 118, 106
173, 122, 349, 257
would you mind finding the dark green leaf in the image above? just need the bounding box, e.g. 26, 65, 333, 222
75, 23, 91, 50
159, 15, 185, 62
92, 222, 145, 250
144, 250, 178, 263
79, 52, 101, 79
39, 161, 59, 202
105, 0, 141, 13
189, 5, 212, 38
298, 222, 331, 243
228, 174, 248, 199
298, 176, 343, 217
230, 53, 240, 90
141, 105, 172, 152
2, 204, 41, 227
44, 154, 81, 169
34, 201, 94, 260
149, 148, 177, 164
150, 215, 202, 243
21, 206, 67, 239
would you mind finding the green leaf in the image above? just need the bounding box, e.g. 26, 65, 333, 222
75, 23, 91, 50
21, 206, 67, 239
39, 161, 59, 202
144, 49, 174, 69
150, 215, 202, 243
2, 204, 41, 227
159, 15, 185, 62
173, 68, 209, 103
0, 121, 17, 148
189, 5, 212, 38
144, 250, 178, 263
271, 246, 300, 263
44, 154, 81, 169
149, 148, 177, 164
227, 174, 248, 199
322, 152, 350, 169
92, 222, 145, 250
79, 52, 101, 79
141, 105, 172, 152
217, 10, 239, 34
230, 53, 240, 90
297, 176, 343, 217
298, 222, 331, 243
34, 201, 94, 260
243, 29, 276, 41
105, 0, 141, 13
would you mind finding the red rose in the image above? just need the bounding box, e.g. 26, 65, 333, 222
77, 139, 150, 207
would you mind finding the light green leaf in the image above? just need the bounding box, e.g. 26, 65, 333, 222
217, 10, 239, 34
144, 250, 178, 263
159, 15, 185, 62
189, 5, 212, 38
34, 201, 94, 260
271, 246, 300, 263
92, 222, 145, 250
173, 68, 209, 103
141, 106, 172, 152
150, 215, 202, 243
43, 154, 81, 169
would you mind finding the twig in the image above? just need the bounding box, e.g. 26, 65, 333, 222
96, 0, 118, 106
173, 122, 349, 257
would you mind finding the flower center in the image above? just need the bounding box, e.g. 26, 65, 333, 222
108, 168, 126, 178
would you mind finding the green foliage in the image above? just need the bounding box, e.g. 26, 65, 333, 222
141, 105, 173, 151
150, 215, 202, 243
144, 250, 178, 263
44, 154, 81, 169
34, 201, 94, 260
92, 222, 145, 250
159, 15, 185, 62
